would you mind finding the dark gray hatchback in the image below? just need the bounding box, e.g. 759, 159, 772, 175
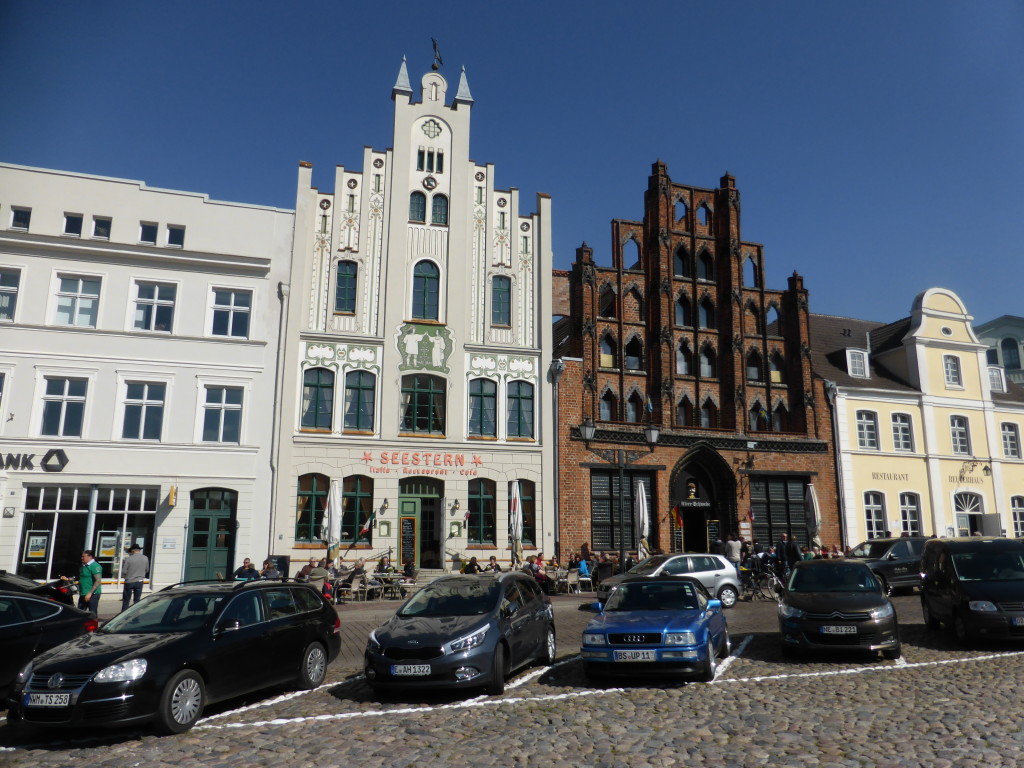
364, 572, 555, 695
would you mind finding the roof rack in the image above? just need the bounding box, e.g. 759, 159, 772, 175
159, 577, 315, 593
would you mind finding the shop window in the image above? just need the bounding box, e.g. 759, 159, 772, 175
467, 479, 496, 545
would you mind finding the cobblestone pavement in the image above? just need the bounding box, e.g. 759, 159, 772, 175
4, 591, 1024, 767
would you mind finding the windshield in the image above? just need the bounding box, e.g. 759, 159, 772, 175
630, 555, 670, 575
398, 579, 500, 617
952, 551, 1024, 582
605, 581, 700, 612
787, 564, 880, 593
101, 592, 224, 633
849, 541, 892, 559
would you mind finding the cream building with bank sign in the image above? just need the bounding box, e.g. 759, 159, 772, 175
812, 288, 1024, 545
271, 60, 555, 573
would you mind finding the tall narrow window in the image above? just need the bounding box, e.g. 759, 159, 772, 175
516, 480, 537, 545
599, 285, 616, 318
491, 276, 511, 326
41, 377, 87, 436
674, 246, 690, 277
55, 276, 100, 328
1013, 496, 1024, 538
122, 382, 165, 440
0, 268, 21, 321
626, 392, 644, 423
698, 298, 715, 329
943, 355, 962, 387
1003, 422, 1021, 459
295, 473, 330, 542
749, 403, 768, 431
892, 413, 914, 452
599, 390, 617, 421
133, 281, 176, 332
342, 475, 373, 543
899, 493, 921, 536
344, 371, 375, 432
599, 334, 617, 369
624, 338, 643, 371
411, 261, 440, 320
847, 350, 868, 378
700, 399, 717, 428
950, 415, 971, 455
467, 479, 496, 545
400, 374, 445, 434
431, 194, 449, 225
507, 381, 534, 438
675, 296, 691, 326
676, 396, 693, 426
409, 192, 426, 222
864, 492, 886, 538
746, 351, 763, 381
697, 250, 714, 281
1002, 338, 1021, 370
699, 348, 717, 378
468, 378, 497, 437
335, 261, 358, 313
211, 289, 251, 338
202, 386, 243, 443
856, 411, 879, 449
772, 404, 789, 432
300, 368, 334, 431
769, 353, 785, 384
676, 343, 691, 375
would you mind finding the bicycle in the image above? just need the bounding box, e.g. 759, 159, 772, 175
741, 563, 784, 601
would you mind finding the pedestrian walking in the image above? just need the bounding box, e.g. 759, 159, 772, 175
65, 550, 103, 616
120, 544, 149, 612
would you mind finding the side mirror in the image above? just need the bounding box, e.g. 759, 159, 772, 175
502, 602, 520, 619
215, 620, 241, 635
707, 599, 722, 612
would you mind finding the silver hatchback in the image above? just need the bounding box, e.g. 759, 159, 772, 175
596, 554, 741, 608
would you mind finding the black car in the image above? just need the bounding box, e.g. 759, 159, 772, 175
846, 536, 930, 591
0, 570, 76, 606
0, 591, 97, 701
778, 559, 901, 660
365, 572, 555, 695
920, 537, 1024, 644
6, 579, 341, 733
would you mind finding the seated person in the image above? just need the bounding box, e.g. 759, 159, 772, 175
297, 557, 317, 581
400, 557, 416, 582
260, 560, 281, 580
484, 555, 502, 572
577, 557, 591, 578
232, 558, 259, 581
375, 556, 395, 575
463, 556, 483, 574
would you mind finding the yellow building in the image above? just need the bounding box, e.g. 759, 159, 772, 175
812, 288, 1024, 545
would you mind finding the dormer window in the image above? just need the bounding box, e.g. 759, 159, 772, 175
989, 366, 1006, 393
847, 349, 868, 378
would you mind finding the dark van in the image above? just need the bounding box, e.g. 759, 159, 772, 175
846, 536, 930, 591
920, 537, 1024, 644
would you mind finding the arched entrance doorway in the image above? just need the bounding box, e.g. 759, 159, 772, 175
399, 477, 443, 569
669, 445, 736, 553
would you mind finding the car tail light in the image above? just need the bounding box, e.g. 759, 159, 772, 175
84, 618, 99, 632
332, 616, 340, 635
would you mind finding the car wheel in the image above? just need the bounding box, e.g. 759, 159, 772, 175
485, 643, 506, 695
717, 585, 738, 609
695, 637, 717, 683
719, 626, 732, 658
157, 670, 205, 734
881, 643, 902, 661
539, 625, 556, 666
921, 597, 941, 630
953, 612, 972, 646
298, 642, 328, 689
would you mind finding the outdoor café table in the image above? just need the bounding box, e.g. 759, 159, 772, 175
376, 573, 406, 599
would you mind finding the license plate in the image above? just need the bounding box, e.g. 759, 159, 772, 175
613, 649, 656, 662
1013, 617, 1024, 627
25, 693, 70, 707
391, 664, 431, 676
820, 625, 857, 635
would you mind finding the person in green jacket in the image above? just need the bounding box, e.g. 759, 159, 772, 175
75, 549, 103, 615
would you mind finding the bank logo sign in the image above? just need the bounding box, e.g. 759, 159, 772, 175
2, 449, 70, 472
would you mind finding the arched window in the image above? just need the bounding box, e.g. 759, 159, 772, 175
698, 298, 716, 329
624, 337, 644, 371
1002, 338, 1021, 370
674, 246, 691, 277
697, 250, 714, 281
676, 343, 692, 375
300, 367, 334, 430
743, 256, 759, 288
746, 350, 763, 381
409, 191, 426, 222
335, 261, 358, 313
400, 374, 446, 434
599, 334, 617, 368
675, 198, 688, 224
769, 353, 785, 384
491, 276, 512, 326
599, 390, 617, 421
623, 238, 641, 270
343, 475, 374, 543
675, 295, 691, 326
599, 285, 616, 318
766, 305, 781, 335
699, 347, 717, 378
507, 381, 534, 438
676, 395, 693, 426
468, 378, 497, 437
698, 203, 712, 228
344, 370, 376, 431
295, 473, 330, 542
745, 304, 762, 336
700, 399, 718, 428
412, 260, 440, 320
626, 391, 644, 423
749, 403, 768, 431
864, 492, 886, 538
900, 492, 921, 536
515, 480, 537, 545
1012, 496, 1024, 538
467, 478, 496, 545
431, 194, 449, 225
772, 403, 789, 432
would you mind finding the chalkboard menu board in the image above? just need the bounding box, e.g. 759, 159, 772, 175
706, 519, 720, 551
400, 518, 417, 566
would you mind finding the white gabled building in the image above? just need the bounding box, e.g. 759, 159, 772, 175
271, 60, 555, 574
0, 163, 293, 591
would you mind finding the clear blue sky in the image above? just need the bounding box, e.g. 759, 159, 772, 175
2, 1, 1021, 324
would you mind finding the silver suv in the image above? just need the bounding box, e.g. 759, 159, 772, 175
595, 553, 741, 608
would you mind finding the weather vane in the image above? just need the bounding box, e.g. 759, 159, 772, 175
431, 38, 444, 71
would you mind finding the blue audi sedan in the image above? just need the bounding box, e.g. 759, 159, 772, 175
581, 575, 730, 682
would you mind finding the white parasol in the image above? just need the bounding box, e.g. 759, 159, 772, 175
510, 480, 524, 567
323, 479, 344, 559
805, 483, 822, 548
634, 482, 650, 560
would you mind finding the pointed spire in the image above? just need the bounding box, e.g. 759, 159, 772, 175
392, 56, 413, 99
454, 65, 474, 105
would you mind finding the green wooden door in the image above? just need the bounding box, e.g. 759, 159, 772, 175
185, 489, 237, 581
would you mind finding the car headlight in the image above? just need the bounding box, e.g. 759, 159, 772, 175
15, 661, 33, 685
582, 633, 607, 646
969, 600, 998, 612
450, 626, 488, 652
93, 658, 148, 683
869, 602, 895, 620
367, 630, 382, 653
665, 632, 696, 645
779, 603, 805, 620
